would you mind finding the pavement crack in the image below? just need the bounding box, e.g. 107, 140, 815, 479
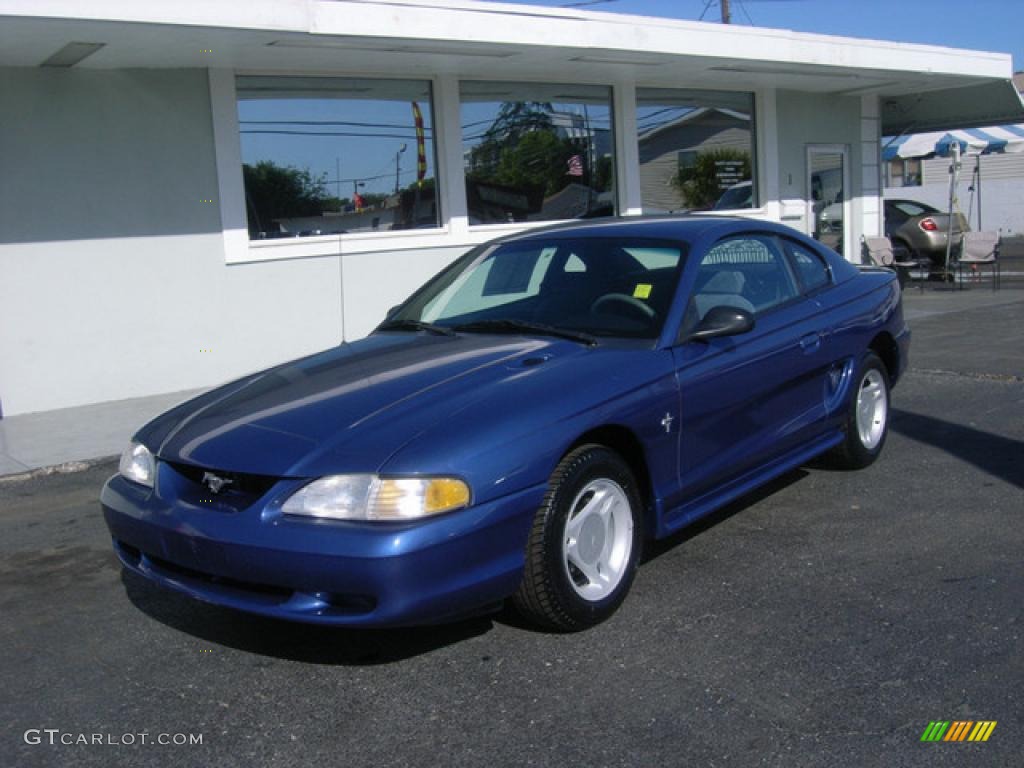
910, 367, 1023, 383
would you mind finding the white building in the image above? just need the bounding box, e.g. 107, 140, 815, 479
1, 0, 1021, 417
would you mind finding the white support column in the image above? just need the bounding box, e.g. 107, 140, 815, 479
859, 94, 883, 240
755, 88, 781, 221
434, 74, 469, 238
613, 80, 642, 216
207, 69, 249, 264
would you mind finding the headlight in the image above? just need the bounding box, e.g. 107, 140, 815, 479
281, 474, 470, 521
119, 442, 155, 488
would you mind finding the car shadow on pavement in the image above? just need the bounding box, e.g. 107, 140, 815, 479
889, 408, 1023, 489
121, 570, 494, 665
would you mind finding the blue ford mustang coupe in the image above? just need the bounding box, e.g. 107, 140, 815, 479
103, 217, 909, 631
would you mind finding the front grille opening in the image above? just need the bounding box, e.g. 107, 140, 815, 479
147, 554, 292, 599
164, 460, 280, 497
138, 551, 377, 616
310, 592, 377, 614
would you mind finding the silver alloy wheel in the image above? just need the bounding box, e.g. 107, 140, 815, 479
562, 478, 634, 601
856, 369, 888, 450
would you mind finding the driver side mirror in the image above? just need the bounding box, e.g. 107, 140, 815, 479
686, 305, 755, 343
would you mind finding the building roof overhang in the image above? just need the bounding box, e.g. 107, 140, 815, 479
1, 0, 1021, 132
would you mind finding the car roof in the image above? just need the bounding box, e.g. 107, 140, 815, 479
488, 214, 861, 286
886, 199, 939, 212
494, 215, 798, 245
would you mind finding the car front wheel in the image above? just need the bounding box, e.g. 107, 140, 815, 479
514, 445, 643, 631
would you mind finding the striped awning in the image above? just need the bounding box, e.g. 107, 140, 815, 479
883, 125, 1024, 160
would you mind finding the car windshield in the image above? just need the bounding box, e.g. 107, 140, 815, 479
388, 237, 686, 340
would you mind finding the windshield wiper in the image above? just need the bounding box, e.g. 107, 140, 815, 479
376, 318, 456, 337
453, 319, 597, 347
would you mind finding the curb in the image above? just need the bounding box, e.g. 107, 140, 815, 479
0, 455, 118, 485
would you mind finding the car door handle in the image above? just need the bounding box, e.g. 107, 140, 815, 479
799, 332, 822, 352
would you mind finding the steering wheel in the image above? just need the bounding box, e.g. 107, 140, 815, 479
590, 293, 656, 321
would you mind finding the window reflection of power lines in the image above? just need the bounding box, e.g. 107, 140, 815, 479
242, 130, 425, 140
239, 118, 431, 141
240, 116, 615, 141
326, 168, 424, 186
240, 119, 427, 129
460, 115, 612, 132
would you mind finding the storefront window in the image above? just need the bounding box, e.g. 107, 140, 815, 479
636, 88, 756, 213
236, 76, 438, 239
461, 82, 615, 225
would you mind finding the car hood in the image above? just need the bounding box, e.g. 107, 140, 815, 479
139, 332, 591, 477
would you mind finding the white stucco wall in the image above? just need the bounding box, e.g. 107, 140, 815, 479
774, 90, 871, 260
0, 67, 469, 416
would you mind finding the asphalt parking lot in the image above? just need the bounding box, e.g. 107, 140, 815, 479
2, 291, 1021, 768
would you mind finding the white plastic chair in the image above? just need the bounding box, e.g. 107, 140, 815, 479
862, 235, 925, 292
957, 231, 1000, 291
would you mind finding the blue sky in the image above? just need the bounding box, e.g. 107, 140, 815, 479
508, 0, 1023, 69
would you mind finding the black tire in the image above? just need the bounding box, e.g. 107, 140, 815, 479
513, 445, 643, 631
827, 352, 890, 469
892, 240, 915, 262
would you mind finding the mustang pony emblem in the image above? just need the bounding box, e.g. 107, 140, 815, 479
202, 471, 234, 494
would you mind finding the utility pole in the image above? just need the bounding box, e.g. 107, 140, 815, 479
720, 0, 731, 24
394, 144, 407, 195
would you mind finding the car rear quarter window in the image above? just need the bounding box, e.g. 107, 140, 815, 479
782, 239, 831, 294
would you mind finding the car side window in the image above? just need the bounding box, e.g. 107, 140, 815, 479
687, 235, 799, 326
782, 239, 831, 294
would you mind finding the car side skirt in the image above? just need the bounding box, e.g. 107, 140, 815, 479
657, 430, 844, 539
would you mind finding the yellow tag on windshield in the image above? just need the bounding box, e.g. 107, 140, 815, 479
633, 283, 652, 299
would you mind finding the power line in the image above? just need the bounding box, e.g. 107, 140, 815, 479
736, 0, 756, 25
239, 119, 427, 131
241, 130, 424, 140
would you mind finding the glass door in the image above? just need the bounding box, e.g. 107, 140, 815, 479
807, 146, 850, 262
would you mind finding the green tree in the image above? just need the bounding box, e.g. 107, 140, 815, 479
242, 161, 342, 236
594, 154, 614, 194
494, 131, 577, 197
468, 101, 554, 175
672, 148, 751, 210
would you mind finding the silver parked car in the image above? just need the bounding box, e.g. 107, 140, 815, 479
884, 199, 968, 268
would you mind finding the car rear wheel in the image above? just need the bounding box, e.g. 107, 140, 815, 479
514, 445, 643, 631
827, 351, 890, 469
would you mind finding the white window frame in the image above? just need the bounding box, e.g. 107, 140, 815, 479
458, 76, 620, 235
211, 69, 460, 265
209, 69, 777, 265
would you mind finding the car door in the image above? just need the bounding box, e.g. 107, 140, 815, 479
667, 233, 834, 518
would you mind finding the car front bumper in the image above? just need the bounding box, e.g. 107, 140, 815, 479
101, 471, 543, 627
